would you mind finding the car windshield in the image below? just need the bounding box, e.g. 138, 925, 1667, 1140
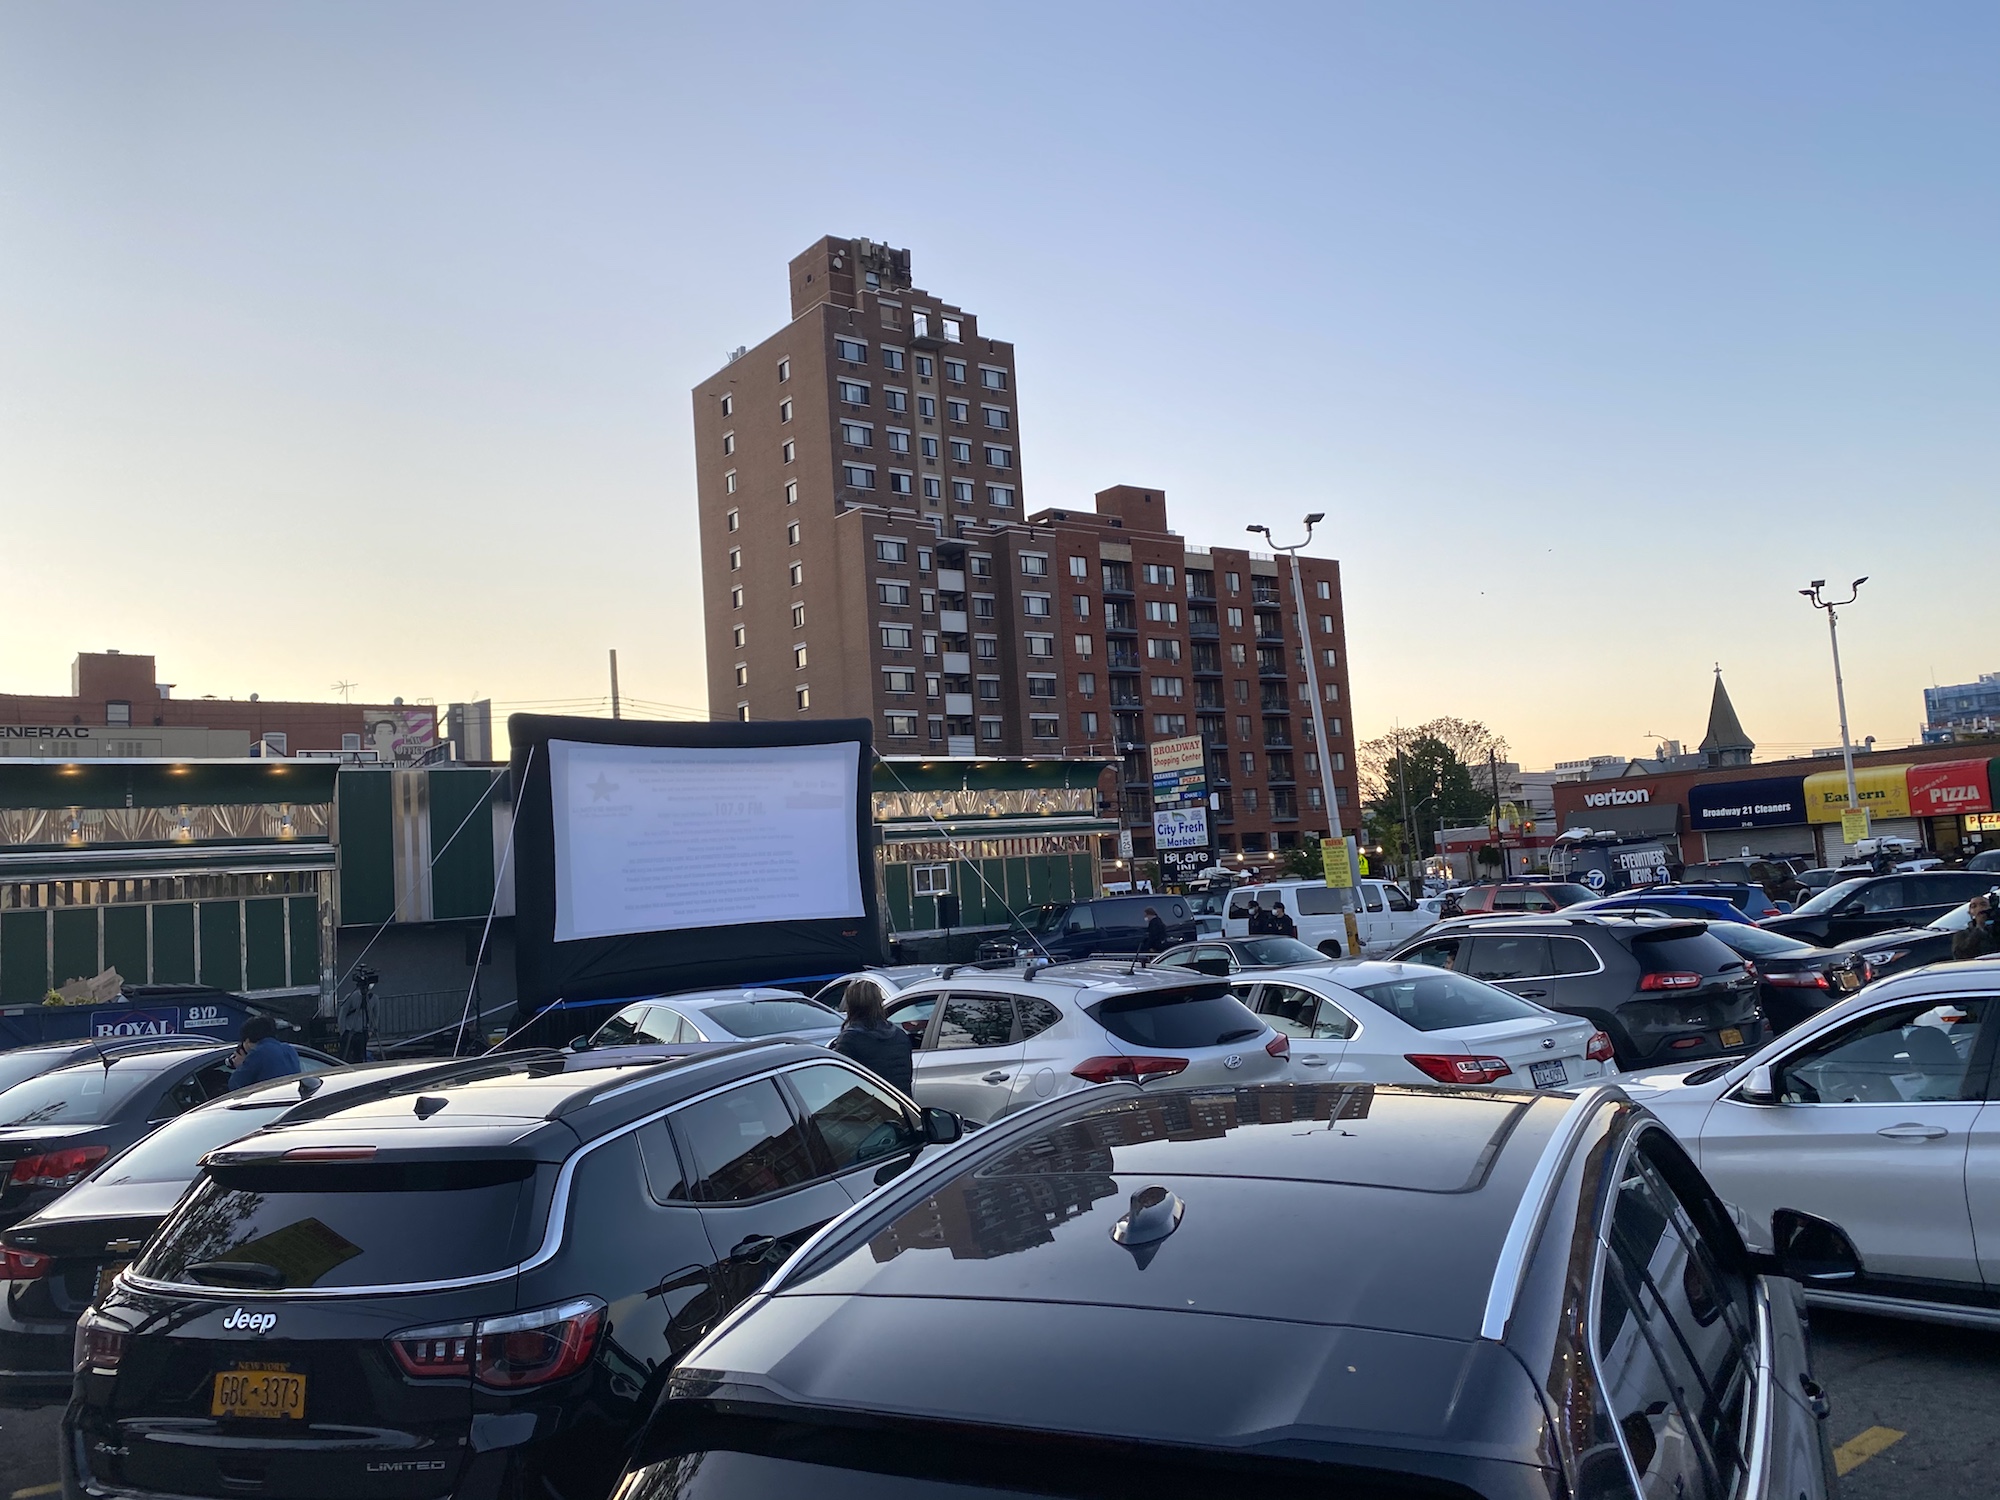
1345, 971, 1547, 1032
1794, 878, 1871, 915
1710, 925, 1817, 959
0, 1060, 164, 1127
1235, 937, 1323, 966
95, 1099, 291, 1185
701, 999, 839, 1037
1020, 904, 1069, 934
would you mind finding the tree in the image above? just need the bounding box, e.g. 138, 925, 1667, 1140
1358, 720, 1507, 874
1358, 717, 1510, 803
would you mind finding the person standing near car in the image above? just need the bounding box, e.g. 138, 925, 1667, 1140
1271, 901, 1299, 940
1953, 895, 1998, 962
1143, 907, 1170, 952
829, 977, 915, 1095
229, 1015, 303, 1089
335, 969, 374, 1064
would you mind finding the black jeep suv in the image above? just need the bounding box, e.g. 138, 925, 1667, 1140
1389, 914, 1763, 1068
65, 1042, 963, 1500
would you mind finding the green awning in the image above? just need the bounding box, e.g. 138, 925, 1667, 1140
0, 760, 339, 811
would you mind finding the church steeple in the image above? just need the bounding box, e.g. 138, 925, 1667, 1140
1699, 666, 1754, 768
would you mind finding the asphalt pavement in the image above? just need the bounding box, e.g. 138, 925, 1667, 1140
0, 1309, 1990, 1497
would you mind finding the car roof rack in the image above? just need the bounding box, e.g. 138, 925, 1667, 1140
279, 1049, 572, 1122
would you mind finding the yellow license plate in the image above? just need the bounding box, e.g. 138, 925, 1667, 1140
211, 1367, 306, 1421
94, 1263, 128, 1302
1719, 1028, 1744, 1048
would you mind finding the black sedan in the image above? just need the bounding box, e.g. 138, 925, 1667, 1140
0, 1039, 338, 1232
1821, 898, 1985, 986
1703, 921, 1857, 1033
1149, 936, 1327, 975
1760, 870, 1994, 946
614, 1081, 1844, 1499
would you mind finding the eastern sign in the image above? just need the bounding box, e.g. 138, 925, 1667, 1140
1686, 776, 1808, 831
1804, 765, 1912, 823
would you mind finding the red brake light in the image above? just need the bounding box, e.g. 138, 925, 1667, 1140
0, 1247, 51, 1279
391, 1298, 604, 1390
1265, 1033, 1290, 1060
1765, 971, 1829, 989
74, 1320, 126, 1373
1585, 1030, 1617, 1063
1405, 1054, 1513, 1085
8, 1146, 109, 1190
1070, 1055, 1190, 1085
1638, 971, 1703, 991
390, 1323, 475, 1380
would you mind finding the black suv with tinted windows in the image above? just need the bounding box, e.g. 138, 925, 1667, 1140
1389, 915, 1763, 1068
65, 1043, 965, 1500
1760, 870, 1996, 947
1013, 895, 1196, 961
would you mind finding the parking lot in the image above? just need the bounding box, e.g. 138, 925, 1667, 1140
0, 1307, 1990, 1499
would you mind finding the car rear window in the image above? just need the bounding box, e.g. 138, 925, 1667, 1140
0, 1061, 163, 1127
1711, 925, 1817, 958
0, 1051, 73, 1098
702, 1000, 838, 1037
1089, 988, 1264, 1050
95, 1101, 290, 1186
1346, 971, 1549, 1032
134, 1159, 550, 1289
1629, 929, 1745, 977
1236, 936, 1323, 966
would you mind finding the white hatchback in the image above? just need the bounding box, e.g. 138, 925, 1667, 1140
877, 962, 1292, 1124
1228, 961, 1616, 1092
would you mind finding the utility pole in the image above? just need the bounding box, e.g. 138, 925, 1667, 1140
608, 649, 621, 720
1397, 728, 1416, 890
1248, 514, 1360, 957
1801, 580, 1866, 838
1490, 748, 1505, 877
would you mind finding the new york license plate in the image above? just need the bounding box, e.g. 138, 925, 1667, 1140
211, 1366, 306, 1421
94, 1263, 128, 1302
1719, 1028, 1744, 1048
1530, 1058, 1569, 1089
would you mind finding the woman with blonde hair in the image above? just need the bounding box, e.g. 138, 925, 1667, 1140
829, 976, 916, 1095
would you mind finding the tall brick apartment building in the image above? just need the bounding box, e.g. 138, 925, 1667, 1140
693, 237, 1358, 862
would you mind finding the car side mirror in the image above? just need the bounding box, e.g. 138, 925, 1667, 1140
1767, 1209, 1862, 1285
1737, 1064, 1777, 1104
568, 1035, 591, 1053
922, 1106, 964, 1145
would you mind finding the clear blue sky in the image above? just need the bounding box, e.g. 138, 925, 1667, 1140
3, 3, 1993, 765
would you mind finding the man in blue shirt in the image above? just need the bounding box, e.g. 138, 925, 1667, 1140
229, 1015, 303, 1089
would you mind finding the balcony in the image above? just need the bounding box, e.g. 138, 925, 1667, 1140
945, 693, 974, 716
938, 568, 966, 590
941, 651, 970, 674
1106, 646, 1141, 671
1103, 605, 1137, 634
939, 610, 968, 633
1252, 581, 1280, 604
1108, 687, 1143, 710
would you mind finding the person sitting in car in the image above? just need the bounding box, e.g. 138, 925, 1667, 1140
228, 1015, 303, 1090
829, 977, 915, 1095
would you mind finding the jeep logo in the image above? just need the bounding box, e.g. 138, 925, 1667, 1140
222, 1308, 277, 1335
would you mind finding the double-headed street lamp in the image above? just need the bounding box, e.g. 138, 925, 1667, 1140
1800, 577, 1867, 831
1248, 514, 1361, 957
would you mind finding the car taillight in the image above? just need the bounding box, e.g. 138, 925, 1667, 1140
1638, 972, 1703, 991
0, 1247, 50, 1279
1585, 1031, 1617, 1063
74, 1320, 126, 1374
1070, 1055, 1190, 1084
391, 1298, 604, 1390
1265, 1033, 1290, 1060
1765, 970, 1829, 989
1405, 1054, 1513, 1085
8, 1145, 109, 1190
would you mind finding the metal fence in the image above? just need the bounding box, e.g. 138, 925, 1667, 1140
371, 988, 513, 1043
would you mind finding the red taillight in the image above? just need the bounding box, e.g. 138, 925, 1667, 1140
1766, 971, 1829, 989
0, 1247, 51, 1279
1265, 1033, 1291, 1060
391, 1299, 604, 1390
1585, 1030, 1617, 1063
8, 1145, 108, 1191
1638, 972, 1703, 991
1405, 1054, 1514, 1085
74, 1321, 126, 1373
1070, 1055, 1190, 1085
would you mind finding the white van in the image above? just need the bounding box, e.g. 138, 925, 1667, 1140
1224, 878, 1436, 957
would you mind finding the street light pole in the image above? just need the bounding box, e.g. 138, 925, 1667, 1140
1801, 578, 1868, 831
1249, 515, 1360, 957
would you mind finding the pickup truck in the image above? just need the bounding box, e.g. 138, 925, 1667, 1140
1224, 878, 1437, 957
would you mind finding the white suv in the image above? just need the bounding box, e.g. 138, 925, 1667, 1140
879, 962, 1292, 1124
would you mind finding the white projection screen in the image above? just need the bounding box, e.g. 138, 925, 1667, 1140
549, 737, 866, 942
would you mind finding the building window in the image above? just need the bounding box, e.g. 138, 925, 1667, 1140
792, 602, 806, 628
980, 366, 1008, 390
1149, 676, 1184, 699
790, 562, 804, 586
975, 636, 998, 660
844, 464, 877, 488
1028, 675, 1057, 699
983, 445, 1012, 468
922, 475, 941, 498
785, 480, 798, 504
737, 703, 750, 722
882, 347, 906, 372
796, 686, 811, 711
1022, 594, 1051, 617
777, 357, 791, 382
979, 718, 1003, 742
949, 438, 972, 462
720, 393, 732, 416
782, 440, 795, 464
1031, 715, 1060, 739
917, 395, 936, 419
787, 522, 800, 545
887, 428, 911, 454
977, 676, 1000, 700
788, 645, 806, 671
1025, 634, 1055, 658
1324, 682, 1339, 702
920, 435, 939, 458
915, 354, 934, 377
1307, 787, 1323, 809
727, 547, 741, 571
973, 597, 996, 620
841, 420, 872, 446
987, 484, 1015, 507
106, 700, 132, 727
982, 406, 1011, 430
1142, 564, 1176, 586
886, 713, 917, 737
1225, 571, 1240, 594
924, 632, 939, 656
881, 625, 914, 650
735, 664, 749, 686
1068, 555, 1088, 579
1072, 595, 1091, 619
1080, 711, 1100, 735
871, 537, 907, 565
1233, 679, 1248, 703
732, 625, 746, 648
1020, 553, 1049, 577
952, 480, 975, 504
1226, 607, 1244, 628
879, 581, 911, 606
941, 318, 962, 343
1076, 671, 1096, 697
1321, 648, 1336, 667
1235, 715, 1251, 739
721, 431, 735, 455
1243, 788, 1259, 812
1144, 600, 1178, 623
1316, 579, 1331, 599
726, 508, 739, 532
1152, 714, 1188, 736
927, 715, 944, 741
1230, 644, 1246, 667
947, 398, 968, 422
1146, 638, 1182, 662
883, 389, 908, 414
884, 668, 916, 693
945, 358, 966, 381
724, 470, 737, 494
1073, 634, 1094, 658
889, 471, 913, 495
731, 586, 743, 609
1319, 615, 1334, 633
835, 337, 867, 362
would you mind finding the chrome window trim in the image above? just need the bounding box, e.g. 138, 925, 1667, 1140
1263, 976, 1363, 1044
1479, 1086, 1614, 1341
121, 1055, 877, 1302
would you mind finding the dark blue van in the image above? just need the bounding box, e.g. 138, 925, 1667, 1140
1016, 895, 1196, 960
